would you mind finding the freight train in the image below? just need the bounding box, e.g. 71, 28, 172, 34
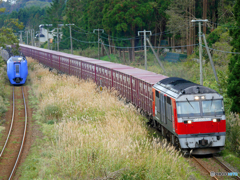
19, 44, 226, 155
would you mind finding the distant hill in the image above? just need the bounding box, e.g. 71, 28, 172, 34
1, 0, 51, 13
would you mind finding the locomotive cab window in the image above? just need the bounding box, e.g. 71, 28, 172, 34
177, 101, 200, 117
202, 99, 224, 116
11, 57, 24, 61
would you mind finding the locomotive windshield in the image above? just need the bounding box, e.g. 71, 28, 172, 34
177, 101, 200, 117
202, 100, 224, 116
176, 99, 224, 117
10, 57, 23, 61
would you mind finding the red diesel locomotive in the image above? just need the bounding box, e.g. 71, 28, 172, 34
152, 77, 225, 155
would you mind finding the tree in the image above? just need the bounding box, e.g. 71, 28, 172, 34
227, 0, 240, 113
166, 0, 195, 54
102, 0, 153, 61
45, 0, 66, 27
0, 1, 20, 54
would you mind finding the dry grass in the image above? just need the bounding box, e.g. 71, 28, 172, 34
21, 57, 195, 179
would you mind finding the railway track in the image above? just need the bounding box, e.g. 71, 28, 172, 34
191, 156, 219, 180
212, 156, 240, 180
191, 155, 240, 180
0, 87, 28, 180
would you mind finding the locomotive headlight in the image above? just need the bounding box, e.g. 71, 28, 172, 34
201, 96, 205, 100
212, 118, 217, 122
194, 96, 200, 100
187, 120, 192, 124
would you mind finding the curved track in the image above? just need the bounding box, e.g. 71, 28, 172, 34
212, 156, 240, 180
191, 155, 240, 180
191, 156, 219, 180
0, 87, 28, 180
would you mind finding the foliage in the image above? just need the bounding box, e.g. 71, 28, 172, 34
0, 27, 19, 54
0, 0, 50, 13
0, 59, 8, 120
225, 113, 240, 156
228, 0, 240, 113
45, 0, 65, 27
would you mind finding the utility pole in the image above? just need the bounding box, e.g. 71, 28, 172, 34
191, 19, 208, 85
19, 31, 24, 43
99, 38, 111, 61
25, 30, 28, 45
33, 29, 35, 46
138, 30, 152, 70
66, 24, 75, 54
93, 29, 104, 59
57, 27, 59, 51
31, 29, 34, 46
47, 29, 49, 49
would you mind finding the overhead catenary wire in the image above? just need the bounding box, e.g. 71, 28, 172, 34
202, 45, 240, 54
68, 23, 240, 54
72, 37, 98, 44
72, 24, 197, 41
63, 32, 240, 54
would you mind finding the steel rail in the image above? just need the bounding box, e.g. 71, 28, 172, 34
212, 156, 240, 180
191, 156, 218, 180
0, 87, 15, 158
9, 87, 28, 180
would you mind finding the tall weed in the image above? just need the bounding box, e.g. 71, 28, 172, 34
226, 113, 240, 156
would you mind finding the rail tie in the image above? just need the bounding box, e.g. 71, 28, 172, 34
0, 87, 28, 180
191, 156, 218, 180
212, 156, 240, 180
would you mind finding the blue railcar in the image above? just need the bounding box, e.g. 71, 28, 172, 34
7, 56, 28, 85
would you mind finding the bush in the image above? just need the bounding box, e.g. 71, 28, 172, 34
226, 112, 240, 156
43, 104, 62, 122
0, 96, 7, 117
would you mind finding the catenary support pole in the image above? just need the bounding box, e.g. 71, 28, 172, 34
199, 22, 203, 85
70, 25, 73, 54
146, 38, 166, 73
47, 28, 49, 49
99, 38, 111, 61
138, 30, 152, 70
191, 19, 208, 85
65, 24, 75, 54
26, 31, 28, 45
19, 31, 24, 43
93, 29, 104, 59
57, 28, 59, 51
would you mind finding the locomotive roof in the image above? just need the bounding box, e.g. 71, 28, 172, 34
155, 77, 217, 97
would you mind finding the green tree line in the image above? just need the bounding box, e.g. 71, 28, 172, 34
1, 0, 240, 115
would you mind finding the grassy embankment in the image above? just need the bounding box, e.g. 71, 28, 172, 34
18, 58, 204, 179
0, 58, 10, 141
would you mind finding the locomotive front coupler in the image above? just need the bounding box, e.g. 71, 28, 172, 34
195, 138, 213, 148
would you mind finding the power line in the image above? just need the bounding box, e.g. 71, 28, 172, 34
72, 37, 98, 43
208, 21, 240, 28
60, 37, 70, 43
202, 45, 240, 54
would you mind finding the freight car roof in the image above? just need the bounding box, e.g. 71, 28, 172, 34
156, 77, 217, 95
135, 74, 168, 85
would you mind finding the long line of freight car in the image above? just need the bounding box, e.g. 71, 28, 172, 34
20, 44, 167, 116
